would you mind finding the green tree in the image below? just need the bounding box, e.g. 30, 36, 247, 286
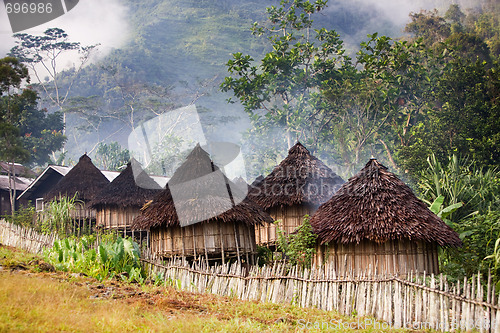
348, 34, 441, 172
10, 89, 66, 166
410, 59, 500, 173
0, 57, 30, 215
93, 142, 130, 171
221, 0, 350, 169
9, 28, 98, 141
0, 56, 66, 215
405, 9, 450, 47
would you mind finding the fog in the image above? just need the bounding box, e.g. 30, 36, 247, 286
0, 0, 130, 63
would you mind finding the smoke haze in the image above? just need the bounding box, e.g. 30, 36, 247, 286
0, 0, 130, 63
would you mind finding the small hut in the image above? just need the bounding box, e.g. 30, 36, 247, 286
248, 142, 344, 246
44, 154, 110, 225
310, 159, 462, 276
132, 144, 272, 263
91, 159, 162, 236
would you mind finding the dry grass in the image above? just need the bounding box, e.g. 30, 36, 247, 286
0, 246, 416, 332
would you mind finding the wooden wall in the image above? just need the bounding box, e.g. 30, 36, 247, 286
0, 190, 11, 216
150, 220, 256, 261
313, 239, 440, 276
95, 206, 140, 230
1, 189, 29, 216
69, 203, 95, 220
255, 203, 316, 246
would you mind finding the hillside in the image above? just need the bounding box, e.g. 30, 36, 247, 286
47, 0, 490, 168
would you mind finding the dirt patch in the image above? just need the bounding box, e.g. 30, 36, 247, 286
0, 244, 21, 253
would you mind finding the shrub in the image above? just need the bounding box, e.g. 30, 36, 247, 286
276, 215, 317, 268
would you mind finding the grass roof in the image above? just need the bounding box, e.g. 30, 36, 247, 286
248, 142, 344, 209
132, 144, 272, 230
44, 154, 109, 202
310, 159, 462, 247
90, 159, 162, 208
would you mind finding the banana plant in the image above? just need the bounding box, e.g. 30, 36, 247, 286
429, 195, 463, 219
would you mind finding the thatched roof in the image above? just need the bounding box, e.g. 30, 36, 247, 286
90, 159, 162, 208
251, 175, 264, 187
44, 154, 110, 202
248, 142, 344, 209
232, 176, 250, 193
310, 159, 462, 247
132, 144, 273, 230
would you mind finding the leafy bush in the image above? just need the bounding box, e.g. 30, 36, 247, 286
418, 154, 500, 283
4, 204, 36, 228
441, 211, 500, 282
276, 215, 317, 268
419, 154, 500, 223
44, 236, 145, 283
256, 245, 273, 266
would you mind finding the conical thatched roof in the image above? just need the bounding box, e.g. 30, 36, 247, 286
310, 159, 462, 247
132, 144, 273, 230
90, 159, 162, 208
232, 176, 250, 193
248, 142, 344, 209
45, 154, 110, 202
251, 175, 264, 187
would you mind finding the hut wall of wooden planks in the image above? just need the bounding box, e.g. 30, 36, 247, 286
255, 204, 315, 246
150, 221, 256, 261
313, 240, 440, 276
69, 203, 95, 220
95, 206, 140, 230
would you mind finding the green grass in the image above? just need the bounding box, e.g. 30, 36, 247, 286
0, 245, 412, 332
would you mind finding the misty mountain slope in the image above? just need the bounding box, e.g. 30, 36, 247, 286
59, 0, 482, 160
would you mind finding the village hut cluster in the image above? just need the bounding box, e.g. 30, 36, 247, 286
132, 144, 272, 264
14, 141, 462, 276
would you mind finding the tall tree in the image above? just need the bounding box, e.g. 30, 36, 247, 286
0, 56, 66, 214
93, 142, 130, 171
0, 57, 31, 215
9, 28, 98, 137
221, 0, 354, 171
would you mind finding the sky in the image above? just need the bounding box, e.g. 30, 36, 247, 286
0, 0, 130, 63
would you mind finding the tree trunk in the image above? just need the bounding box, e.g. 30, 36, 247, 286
379, 139, 398, 170
286, 127, 292, 150
8, 161, 16, 217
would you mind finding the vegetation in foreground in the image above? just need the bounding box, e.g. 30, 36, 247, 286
0, 245, 415, 332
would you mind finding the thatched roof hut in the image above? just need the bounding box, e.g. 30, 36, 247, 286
310, 158, 462, 276
132, 144, 272, 262
45, 154, 109, 203
248, 142, 344, 246
41, 154, 110, 225
91, 159, 162, 231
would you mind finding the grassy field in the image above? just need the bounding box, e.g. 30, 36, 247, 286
0, 245, 416, 332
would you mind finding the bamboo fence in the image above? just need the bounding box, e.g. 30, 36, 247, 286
0, 219, 58, 254
141, 251, 500, 332
2, 219, 500, 332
